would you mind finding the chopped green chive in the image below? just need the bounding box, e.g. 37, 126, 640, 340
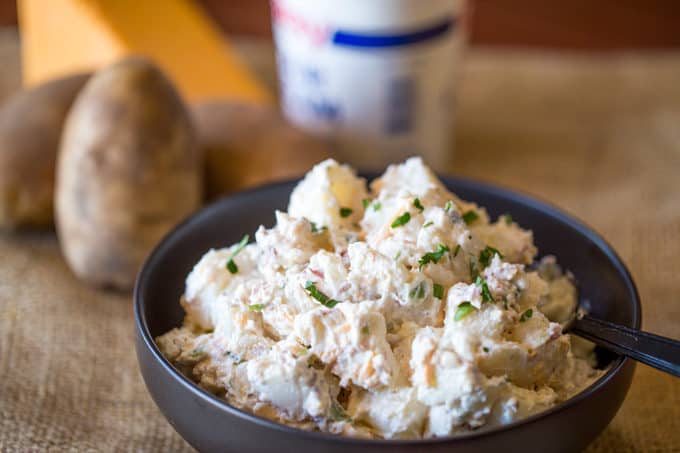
305, 281, 339, 308
226, 234, 249, 274
483, 347, 490, 353
469, 257, 478, 280
307, 355, 325, 370
391, 212, 411, 228
423, 221, 434, 228
373, 201, 382, 212
189, 349, 205, 358
454, 302, 476, 321
418, 244, 450, 269
453, 244, 461, 257
413, 198, 425, 212
310, 221, 327, 233
409, 281, 426, 299
503, 214, 513, 225
444, 201, 453, 212
478, 246, 504, 268
339, 207, 353, 218
225, 351, 244, 364
433, 283, 444, 299
462, 210, 479, 225
475, 275, 494, 303
394, 250, 402, 261
248, 304, 265, 311
329, 402, 350, 421
362, 198, 370, 209
520, 308, 533, 322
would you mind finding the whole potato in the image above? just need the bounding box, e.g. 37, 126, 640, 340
191, 102, 330, 200
0, 73, 90, 229
56, 57, 202, 290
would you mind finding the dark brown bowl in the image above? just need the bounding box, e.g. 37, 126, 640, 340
134, 175, 640, 453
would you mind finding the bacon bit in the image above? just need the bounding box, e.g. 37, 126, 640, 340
362, 356, 375, 379
425, 364, 436, 387
310, 268, 325, 279
434, 306, 445, 327
424, 349, 436, 387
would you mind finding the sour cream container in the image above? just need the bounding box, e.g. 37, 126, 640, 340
271, 0, 466, 169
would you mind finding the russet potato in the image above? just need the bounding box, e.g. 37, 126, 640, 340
0, 73, 90, 229
56, 57, 202, 290
191, 101, 330, 200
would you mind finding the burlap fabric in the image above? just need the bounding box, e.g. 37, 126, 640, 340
1, 29, 678, 451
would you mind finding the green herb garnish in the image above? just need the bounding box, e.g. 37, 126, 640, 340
339, 207, 353, 218
394, 250, 402, 261
413, 198, 425, 212
248, 304, 265, 311
329, 402, 350, 421
520, 308, 533, 322
469, 257, 478, 279
226, 234, 249, 274
409, 281, 426, 299
361, 325, 370, 335
454, 302, 476, 321
225, 351, 244, 364
478, 246, 504, 268
310, 221, 327, 234
226, 260, 238, 274
418, 244, 450, 269
475, 275, 494, 303
462, 210, 479, 225
453, 244, 461, 257
305, 281, 339, 308
189, 349, 205, 359
307, 355, 325, 370
362, 198, 370, 209
423, 221, 434, 228
373, 201, 382, 211
391, 212, 411, 228
433, 283, 444, 299
444, 201, 453, 212
503, 214, 513, 225
483, 347, 489, 353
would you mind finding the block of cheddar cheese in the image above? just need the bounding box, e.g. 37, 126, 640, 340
18, 0, 272, 104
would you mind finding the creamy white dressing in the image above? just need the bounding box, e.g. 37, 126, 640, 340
157, 158, 601, 439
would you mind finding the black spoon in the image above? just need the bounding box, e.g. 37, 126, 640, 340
568, 313, 680, 377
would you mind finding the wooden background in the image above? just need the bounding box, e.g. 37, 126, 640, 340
2, 0, 680, 50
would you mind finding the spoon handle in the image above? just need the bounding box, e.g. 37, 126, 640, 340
572, 314, 680, 377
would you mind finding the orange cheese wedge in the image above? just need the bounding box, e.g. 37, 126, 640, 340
18, 0, 273, 104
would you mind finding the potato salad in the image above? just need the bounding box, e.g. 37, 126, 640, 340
157, 158, 601, 439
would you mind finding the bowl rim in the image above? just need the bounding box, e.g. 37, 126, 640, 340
134, 174, 641, 445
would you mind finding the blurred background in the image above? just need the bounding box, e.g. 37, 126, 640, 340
2, 0, 680, 49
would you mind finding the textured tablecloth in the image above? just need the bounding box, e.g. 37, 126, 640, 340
0, 28, 678, 451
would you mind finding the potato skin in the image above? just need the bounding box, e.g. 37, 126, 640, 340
56, 57, 202, 290
191, 102, 330, 200
0, 73, 90, 229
